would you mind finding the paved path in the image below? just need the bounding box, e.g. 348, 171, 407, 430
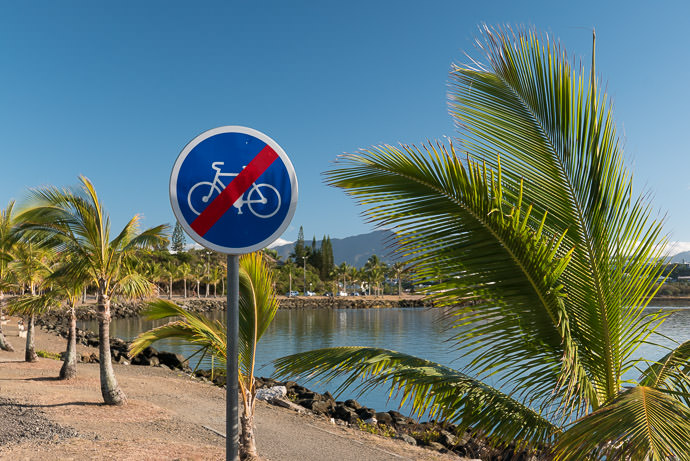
0, 318, 460, 460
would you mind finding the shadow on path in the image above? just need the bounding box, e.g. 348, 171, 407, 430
0, 400, 103, 409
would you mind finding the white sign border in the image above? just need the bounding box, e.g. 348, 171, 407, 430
170, 125, 298, 255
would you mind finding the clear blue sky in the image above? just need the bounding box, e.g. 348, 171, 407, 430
1, 1, 689, 251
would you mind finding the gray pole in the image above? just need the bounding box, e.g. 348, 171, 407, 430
227, 254, 239, 461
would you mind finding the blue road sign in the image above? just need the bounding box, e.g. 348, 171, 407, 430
170, 126, 298, 254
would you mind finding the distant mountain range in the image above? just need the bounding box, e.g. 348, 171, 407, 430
271, 230, 399, 267
670, 251, 690, 264
272, 232, 690, 268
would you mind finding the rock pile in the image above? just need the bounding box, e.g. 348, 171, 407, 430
253, 378, 543, 460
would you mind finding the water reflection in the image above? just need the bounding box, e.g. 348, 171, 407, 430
79, 305, 690, 413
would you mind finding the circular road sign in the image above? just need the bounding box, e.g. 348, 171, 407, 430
170, 126, 298, 254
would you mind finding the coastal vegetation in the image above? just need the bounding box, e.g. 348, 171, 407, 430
16, 176, 168, 405
129, 251, 279, 461
273, 27, 690, 460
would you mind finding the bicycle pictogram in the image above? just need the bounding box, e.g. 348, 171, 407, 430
187, 162, 281, 218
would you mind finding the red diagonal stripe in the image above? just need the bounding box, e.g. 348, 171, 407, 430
190, 145, 279, 236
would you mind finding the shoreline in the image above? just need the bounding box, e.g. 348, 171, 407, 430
16, 308, 538, 460
35, 294, 435, 322
0, 316, 462, 460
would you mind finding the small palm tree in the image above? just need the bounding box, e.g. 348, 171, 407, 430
178, 262, 191, 298
0, 200, 18, 352
209, 265, 222, 297
163, 261, 178, 300
6, 241, 52, 362
274, 28, 690, 459
390, 262, 411, 296
18, 176, 168, 405
193, 263, 204, 298
130, 252, 279, 460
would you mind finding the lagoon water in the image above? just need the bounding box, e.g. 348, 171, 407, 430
79, 304, 690, 414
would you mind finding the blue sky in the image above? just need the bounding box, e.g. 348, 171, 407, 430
1, 1, 689, 252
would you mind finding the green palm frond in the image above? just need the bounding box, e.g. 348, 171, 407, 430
448, 26, 667, 405
129, 299, 226, 362
273, 346, 559, 446
130, 253, 278, 391
326, 143, 593, 418
6, 290, 64, 316
554, 386, 690, 461
238, 252, 280, 381
639, 340, 690, 406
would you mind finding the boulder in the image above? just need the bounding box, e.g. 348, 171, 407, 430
142, 346, 158, 358
375, 411, 394, 426
438, 430, 457, 447
344, 399, 362, 410
131, 355, 151, 366
148, 356, 160, 367
355, 407, 376, 420
309, 399, 334, 415
256, 386, 287, 401
399, 434, 417, 446
334, 403, 359, 423
157, 351, 187, 370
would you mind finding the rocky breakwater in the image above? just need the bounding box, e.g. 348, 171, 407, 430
38, 296, 431, 323
249, 378, 543, 460
67, 298, 227, 321
278, 296, 433, 309
35, 319, 191, 372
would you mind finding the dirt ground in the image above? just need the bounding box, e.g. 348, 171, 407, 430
0, 317, 464, 461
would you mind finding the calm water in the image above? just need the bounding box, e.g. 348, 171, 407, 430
79, 304, 690, 413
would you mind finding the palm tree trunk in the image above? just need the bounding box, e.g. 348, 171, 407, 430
205, 282, 209, 298
168, 276, 173, 300
240, 390, 259, 460
196, 280, 200, 299
60, 306, 78, 379
97, 290, 126, 405
0, 293, 15, 352
25, 314, 37, 362
183, 279, 187, 298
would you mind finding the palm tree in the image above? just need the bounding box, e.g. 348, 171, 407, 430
130, 252, 279, 460
0, 201, 18, 352
390, 261, 411, 296
18, 176, 168, 405
163, 261, 177, 300
7, 241, 52, 362
54, 268, 87, 379
209, 265, 222, 297
273, 28, 690, 459
179, 262, 191, 298
193, 263, 204, 299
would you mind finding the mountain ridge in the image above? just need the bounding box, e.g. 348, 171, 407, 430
272, 230, 398, 267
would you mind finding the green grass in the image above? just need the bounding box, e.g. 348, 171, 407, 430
36, 350, 61, 360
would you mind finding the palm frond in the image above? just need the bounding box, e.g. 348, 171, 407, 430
6, 291, 64, 316
639, 340, 690, 406
238, 252, 279, 380
448, 26, 667, 405
554, 386, 690, 461
273, 346, 559, 446
129, 299, 226, 362
325, 143, 593, 418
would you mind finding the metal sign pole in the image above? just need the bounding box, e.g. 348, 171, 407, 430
227, 254, 239, 461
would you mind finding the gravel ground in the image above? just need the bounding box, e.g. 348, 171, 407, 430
0, 397, 79, 448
